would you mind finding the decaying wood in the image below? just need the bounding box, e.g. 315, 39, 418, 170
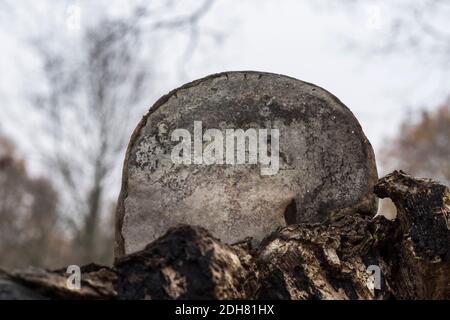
115, 225, 259, 299
374, 170, 450, 299
0, 171, 448, 300
256, 214, 396, 299
0, 264, 116, 300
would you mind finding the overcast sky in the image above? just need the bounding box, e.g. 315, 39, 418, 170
189, 0, 450, 153
1, 0, 449, 174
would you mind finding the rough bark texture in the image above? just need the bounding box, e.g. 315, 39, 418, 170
0, 264, 116, 300
115, 225, 258, 300
374, 170, 450, 299
1, 171, 448, 300
256, 214, 396, 300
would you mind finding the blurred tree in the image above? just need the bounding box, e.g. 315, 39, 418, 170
378, 101, 450, 220
381, 100, 450, 185
25, 1, 218, 265
0, 135, 66, 269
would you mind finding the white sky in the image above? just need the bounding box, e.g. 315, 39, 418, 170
1, 0, 449, 175
157, 0, 450, 164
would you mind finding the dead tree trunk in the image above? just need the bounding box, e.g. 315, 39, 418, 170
1, 171, 449, 300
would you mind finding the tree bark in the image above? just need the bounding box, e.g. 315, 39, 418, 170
0, 264, 116, 300
256, 214, 395, 299
115, 225, 259, 299
374, 170, 449, 299
1, 171, 448, 300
